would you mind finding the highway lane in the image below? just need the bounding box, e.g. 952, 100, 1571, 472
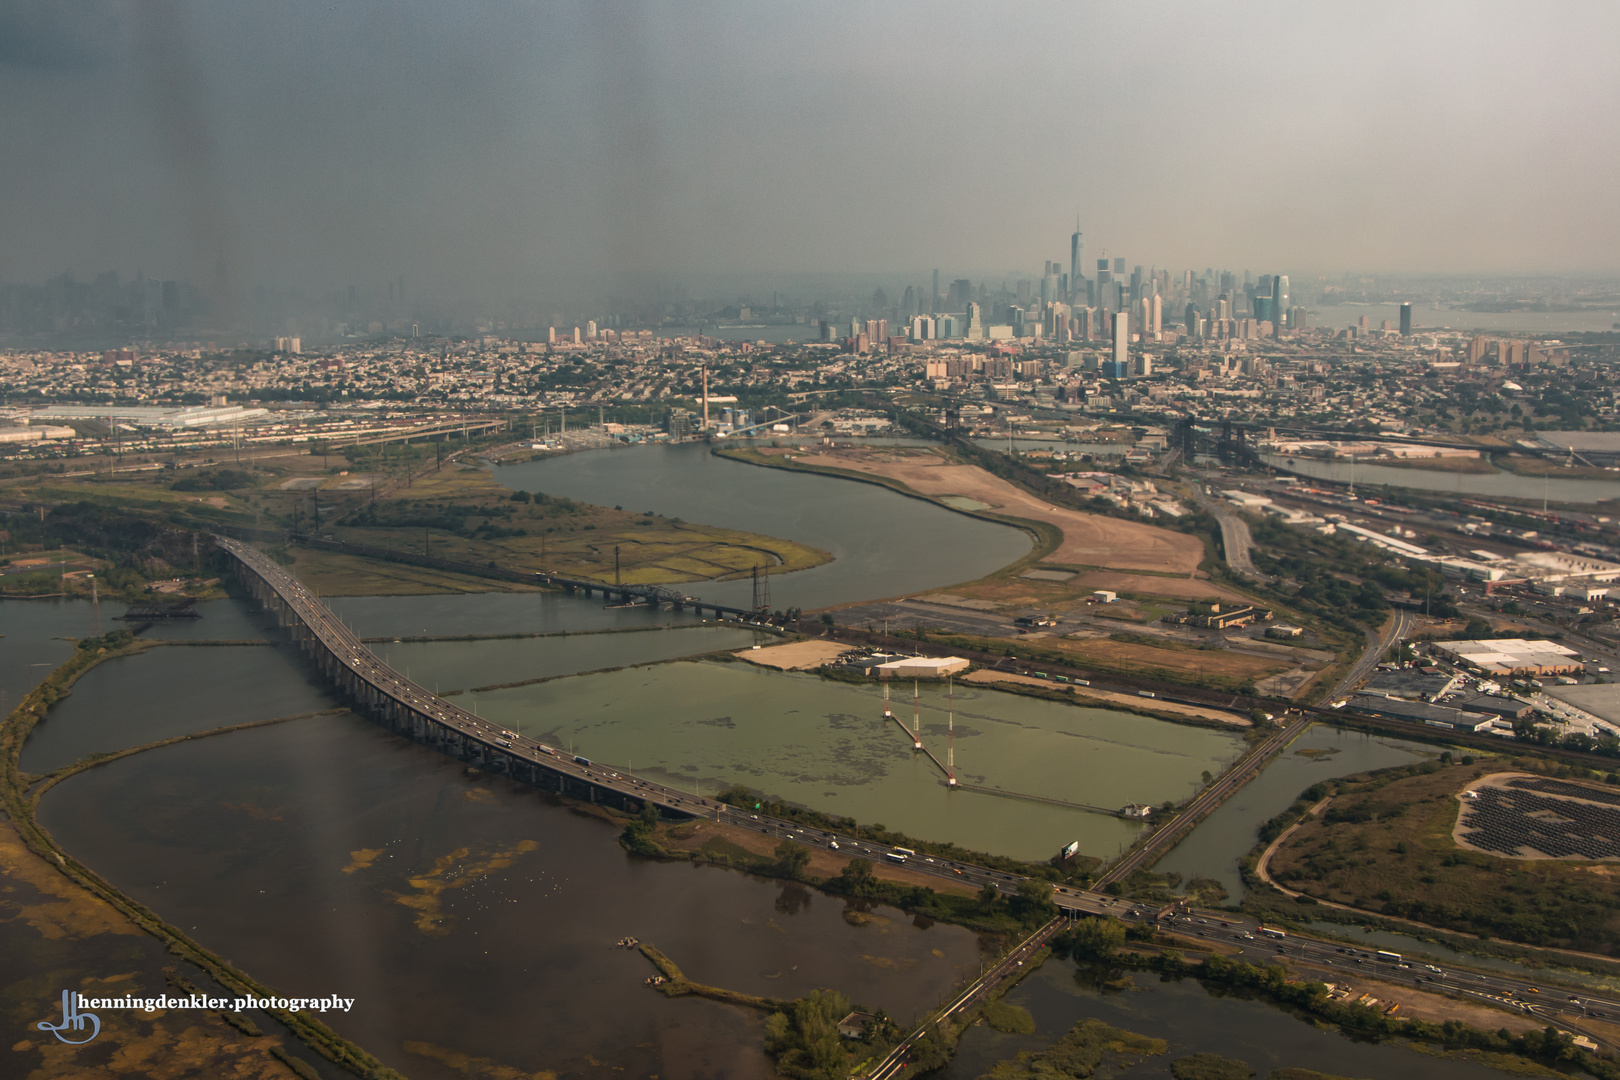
218, 537, 1615, 1052
1328, 606, 1414, 704
1193, 485, 1265, 581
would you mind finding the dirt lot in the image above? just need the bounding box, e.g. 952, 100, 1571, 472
1041, 635, 1285, 682
736, 639, 850, 670
773, 447, 1204, 575
961, 670, 1251, 726
656, 818, 977, 897
1073, 572, 1245, 604
1286, 966, 1549, 1037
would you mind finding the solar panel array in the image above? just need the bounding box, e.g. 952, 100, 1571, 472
1458, 779, 1620, 861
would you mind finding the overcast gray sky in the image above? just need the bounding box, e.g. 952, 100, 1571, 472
2, 0, 1616, 299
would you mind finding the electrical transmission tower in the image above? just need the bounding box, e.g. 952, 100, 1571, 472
752, 564, 771, 612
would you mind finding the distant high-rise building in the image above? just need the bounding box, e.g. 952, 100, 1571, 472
951, 279, 972, 311
1151, 294, 1162, 335
1113, 257, 1125, 276
1399, 302, 1412, 336
1113, 311, 1130, 371
1070, 226, 1083, 301
965, 303, 984, 341
587, 320, 597, 340
1045, 302, 1067, 342
932, 269, 941, 311
1185, 303, 1199, 336
1273, 275, 1289, 338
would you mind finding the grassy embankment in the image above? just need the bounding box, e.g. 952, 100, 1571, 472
1497, 454, 1620, 481
1358, 452, 1619, 481
1247, 755, 1620, 959
892, 627, 1284, 695
1057, 917, 1615, 1080
0, 632, 408, 1080
636, 942, 792, 1011
618, 789, 1089, 919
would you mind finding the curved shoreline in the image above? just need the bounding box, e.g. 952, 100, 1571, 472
1, 641, 409, 1080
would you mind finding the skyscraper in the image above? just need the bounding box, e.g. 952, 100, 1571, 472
1399, 302, 1412, 336
932, 269, 940, 312
1070, 225, 1083, 301
1274, 275, 1289, 338
1113, 310, 1130, 371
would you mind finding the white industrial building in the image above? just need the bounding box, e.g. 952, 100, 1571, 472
1429, 638, 1583, 677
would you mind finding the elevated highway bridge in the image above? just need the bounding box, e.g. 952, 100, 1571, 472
216, 535, 1619, 1066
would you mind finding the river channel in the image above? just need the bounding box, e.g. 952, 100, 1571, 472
1260, 453, 1620, 504
936, 955, 1520, 1080
494, 441, 1033, 610
1155, 724, 1438, 901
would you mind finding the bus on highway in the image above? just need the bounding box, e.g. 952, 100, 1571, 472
884, 847, 916, 864
1259, 927, 1285, 939
1376, 950, 1402, 962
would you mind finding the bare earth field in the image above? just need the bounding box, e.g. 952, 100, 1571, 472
735, 639, 850, 670
1072, 571, 1245, 604
960, 670, 1251, 726
769, 447, 1204, 575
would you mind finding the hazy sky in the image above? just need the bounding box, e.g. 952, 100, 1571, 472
2, 0, 1617, 300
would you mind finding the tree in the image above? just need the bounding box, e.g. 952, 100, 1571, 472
1061, 916, 1126, 960
1012, 879, 1057, 921
835, 857, 875, 895
775, 839, 812, 880
764, 989, 853, 1080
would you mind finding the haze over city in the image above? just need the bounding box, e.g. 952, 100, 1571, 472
3, 0, 1618, 311
12, 4, 1620, 1080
